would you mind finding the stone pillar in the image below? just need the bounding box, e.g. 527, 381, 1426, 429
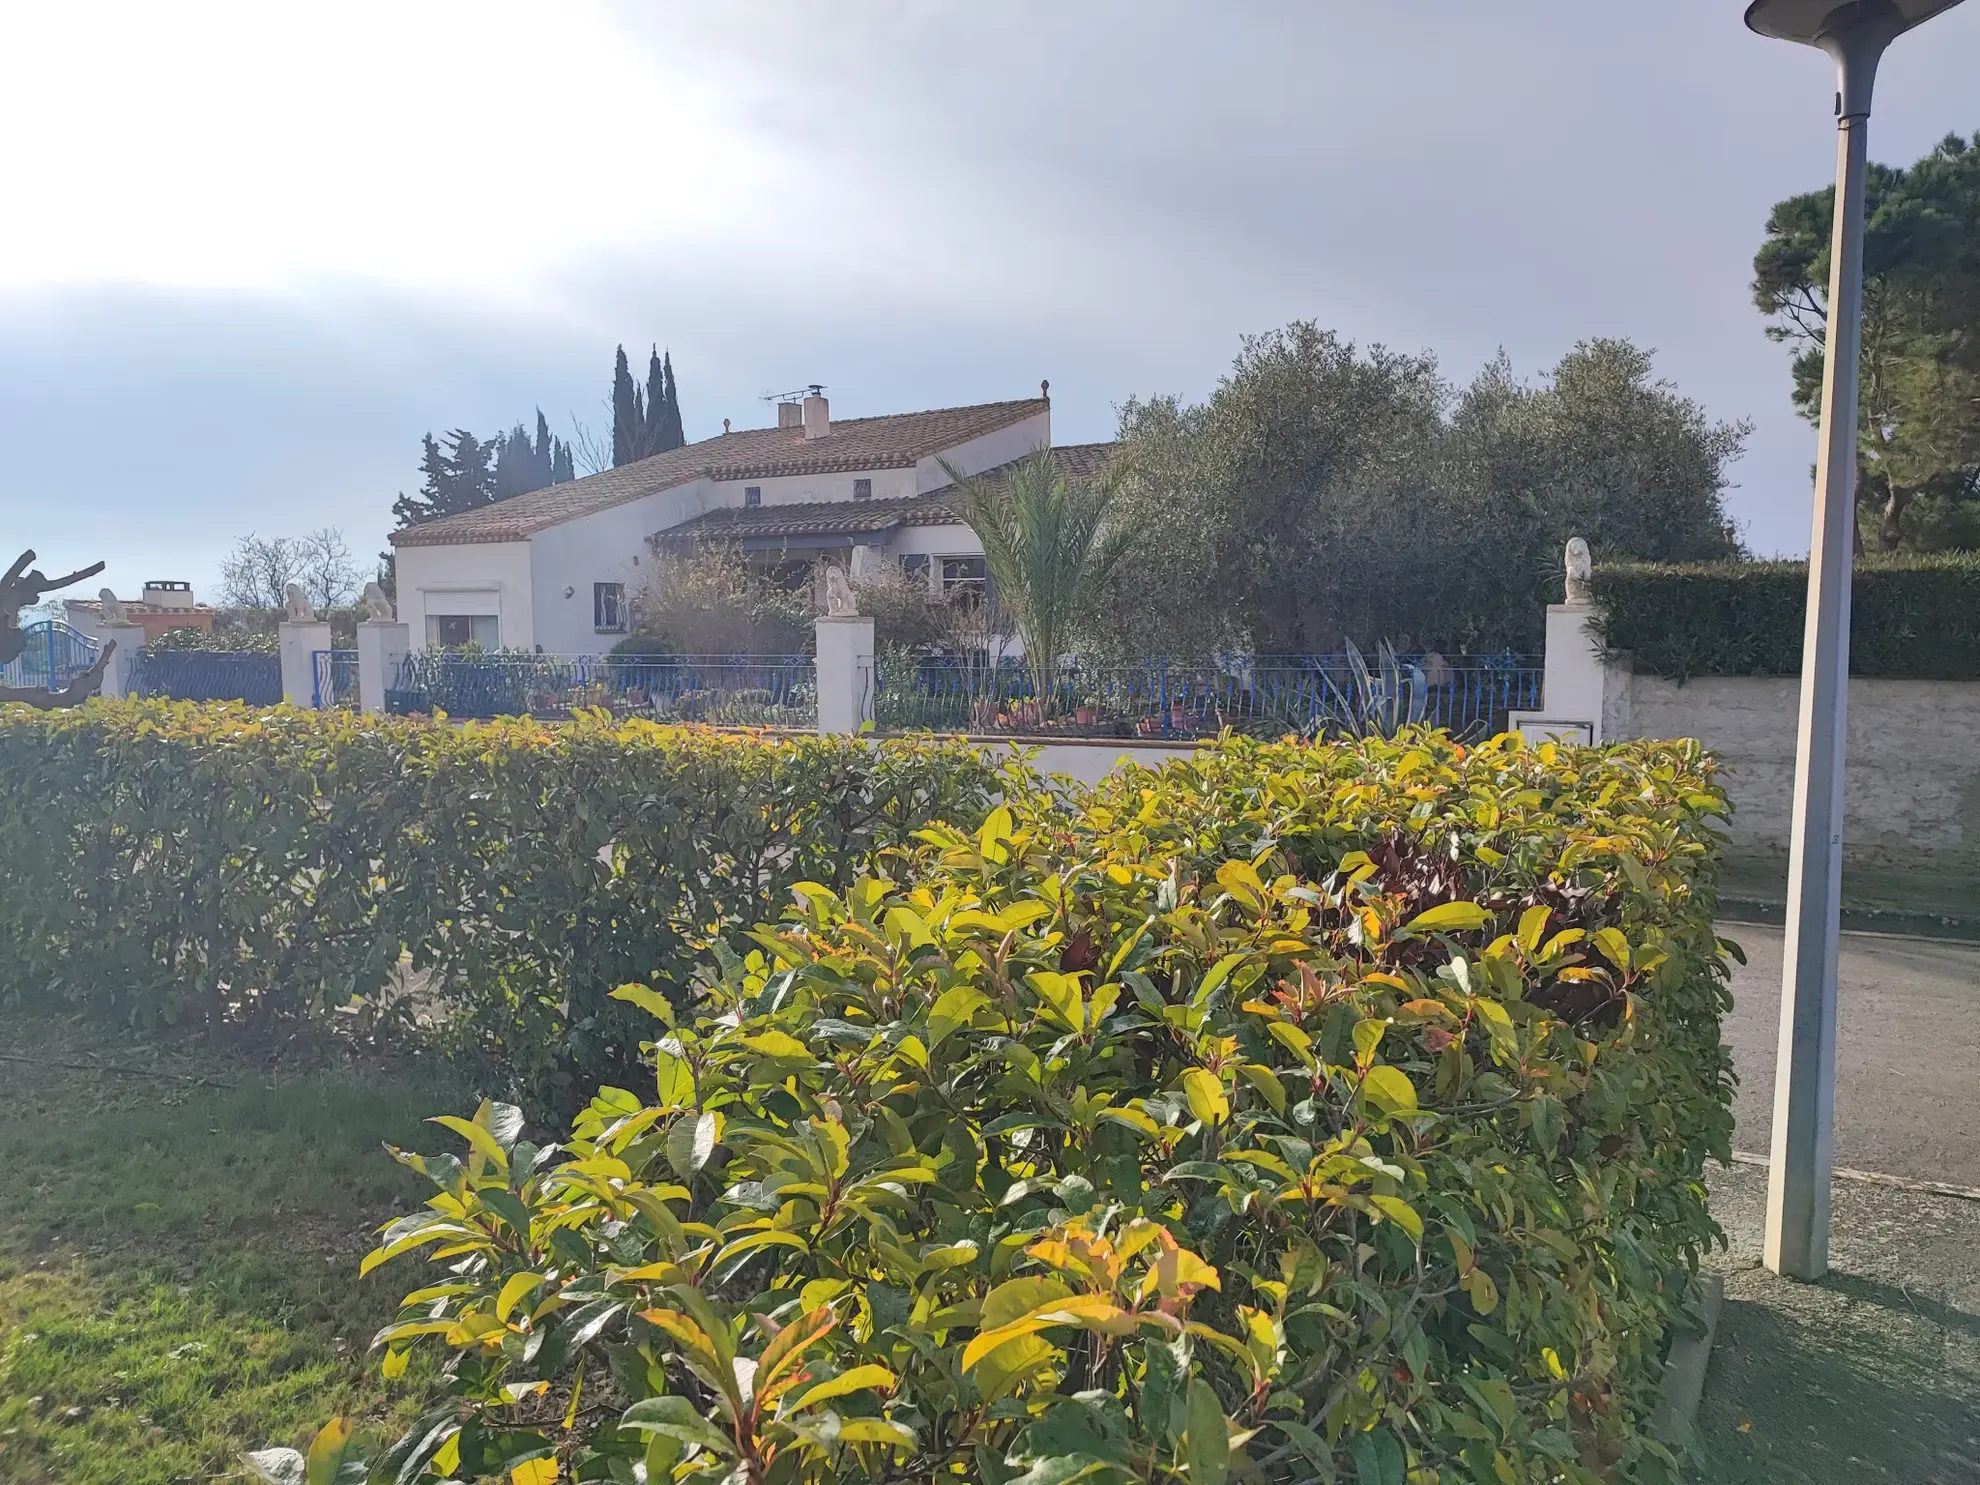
356, 621, 410, 715
97, 622, 147, 700
278, 621, 334, 708
814, 615, 875, 736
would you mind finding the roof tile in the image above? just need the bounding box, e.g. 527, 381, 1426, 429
390, 397, 1050, 547
653, 443, 1119, 547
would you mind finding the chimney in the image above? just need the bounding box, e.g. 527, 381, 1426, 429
777, 401, 803, 429
802, 390, 830, 440
142, 580, 196, 610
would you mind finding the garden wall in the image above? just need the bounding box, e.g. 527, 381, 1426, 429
1605, 672, 1980, 875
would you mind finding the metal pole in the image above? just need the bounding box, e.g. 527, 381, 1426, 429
1764, 30, 1883, 1281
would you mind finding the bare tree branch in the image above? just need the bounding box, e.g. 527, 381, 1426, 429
0, 638, 114, 709
2, 547, 110, 666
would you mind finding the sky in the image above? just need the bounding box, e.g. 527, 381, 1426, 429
2, 0, 1977, 601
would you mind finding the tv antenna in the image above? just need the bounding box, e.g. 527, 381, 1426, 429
760, 383, 825, 404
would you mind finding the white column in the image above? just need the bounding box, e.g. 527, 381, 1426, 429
1508, 602, 1612, 745
814, 615, 875, 736
356, 621, 410, 715
278, 621, 334, 709
96, 622, 146, 699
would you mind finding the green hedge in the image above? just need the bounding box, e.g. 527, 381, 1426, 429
324, 730, 1734, 1484
1589, 553, 1980, 680
0, 701, 1001, 1106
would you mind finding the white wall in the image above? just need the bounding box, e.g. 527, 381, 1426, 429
397, 541, 534, 652
887, 520, 984, 563
913, 408, 1051, 492
708, 466, 919, 509
528, 481, 715, 655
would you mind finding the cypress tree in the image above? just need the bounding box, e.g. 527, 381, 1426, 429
644, 346, 668, 458
659, 350, 685, 451
612, 345, 641, 467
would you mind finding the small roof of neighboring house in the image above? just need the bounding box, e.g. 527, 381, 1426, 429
391, 397, 1052, 548
654, 442, 1120, 549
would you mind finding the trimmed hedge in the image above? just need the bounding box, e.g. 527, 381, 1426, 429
332, 730, 1734, 1483
0, 701, 1001, 1105
1589, 552, 1980, 681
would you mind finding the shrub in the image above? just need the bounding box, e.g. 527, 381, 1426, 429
636, 542, 815, 656
332, 731, 1733, 1483
1589, 553, 1980, 680
142, 625, 280, 653
0, 700, 1002, 1106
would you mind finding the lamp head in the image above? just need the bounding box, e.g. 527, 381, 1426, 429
1745, 0, 1962, 47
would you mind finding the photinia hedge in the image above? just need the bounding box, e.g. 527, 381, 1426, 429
0, 700, 1001, 1106
301, 731, 1736, 1484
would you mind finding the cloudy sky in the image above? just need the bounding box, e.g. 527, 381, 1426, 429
2, 0, 1977, 600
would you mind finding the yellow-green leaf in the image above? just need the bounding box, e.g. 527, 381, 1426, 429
741, 1029, 812, 1061
1403, 901, 1491, 935
609, 982, 676, 1025
787, 1363, 897, 1412
1369, 1195, 1423, 1244
1593, 927, 1631, 971
832, 1418, 917, 1448
496, 1271, 546, 1324
1361, 1065, 1417, 1114
1181, 1068, 1229, 1127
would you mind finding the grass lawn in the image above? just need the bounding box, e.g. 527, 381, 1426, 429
0, 1008, 473, 1484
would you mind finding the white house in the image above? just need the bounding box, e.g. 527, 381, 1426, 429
390, 385, 1114, 655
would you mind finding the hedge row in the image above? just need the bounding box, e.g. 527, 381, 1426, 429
0, 701, 1001, 1105
326, 730, 1735, 1484
1589, 552, 1980, 681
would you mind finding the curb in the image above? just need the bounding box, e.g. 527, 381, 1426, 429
1726, 1149, 1980, 1203
1718, 897, 1980, 945
1652, 1273, 1724, 1447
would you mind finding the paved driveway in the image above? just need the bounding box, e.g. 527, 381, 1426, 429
1718, 922, 1980, 1190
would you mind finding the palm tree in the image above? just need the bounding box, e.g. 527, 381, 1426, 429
941, 449, 1129, 714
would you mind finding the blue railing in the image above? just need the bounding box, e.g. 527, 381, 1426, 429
388, 652, 817, 726
131, 649, 283, 705
874, 653, 1542, 740
1, 620, 100, 692
312, 649, 359, 708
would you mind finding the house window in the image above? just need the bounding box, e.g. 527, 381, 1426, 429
593, 582, 627, 633
428, 614, 499, 649
744, 486, 762, 508
901, 553, 931, 589
940, 555, 987, 607
853, 478, 872, 500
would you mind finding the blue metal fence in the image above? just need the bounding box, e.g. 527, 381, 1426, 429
387, 652, 818, 725
1, 620, 100, 692
312, 649, 359, 708
131, 649, 283, 705
874, 653, 1542, 740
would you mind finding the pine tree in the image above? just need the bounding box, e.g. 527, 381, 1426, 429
392, 430, 501, 525
658, 350, 685, 451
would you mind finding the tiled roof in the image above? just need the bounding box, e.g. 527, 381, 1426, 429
656, 443, 1120, 548
658, 492, 965, 546
390, 397, 1050, 548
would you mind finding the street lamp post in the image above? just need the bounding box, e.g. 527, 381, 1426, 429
1743, 0, 1966, 1280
